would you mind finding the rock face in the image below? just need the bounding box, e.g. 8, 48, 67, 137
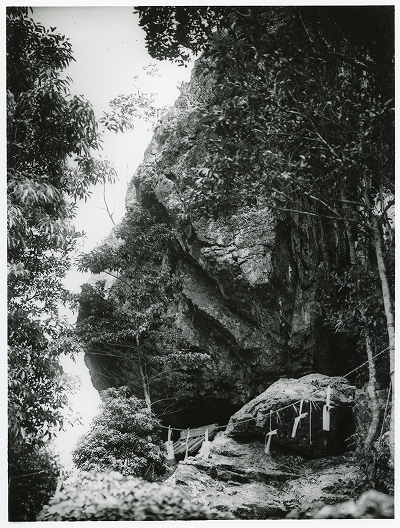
86, 62, 354, 426
166, 433, 370, 520
226, 373, 356, 457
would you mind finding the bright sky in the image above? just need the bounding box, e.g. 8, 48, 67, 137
25, 5, 194, 464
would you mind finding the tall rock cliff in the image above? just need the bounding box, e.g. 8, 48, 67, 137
85, 62, 353, 427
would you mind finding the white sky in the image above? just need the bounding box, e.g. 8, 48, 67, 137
23, 5, 194, 463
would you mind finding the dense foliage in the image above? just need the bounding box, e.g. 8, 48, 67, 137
6, 7, 114, 518
37, 470, 232, 521
135, 6, 235, 65
76, 205, 210, 414
8, 6, 97, 446
136, 7, 393, 79
8, 443, 59, 522
72, 388, 166, 479
182, 10, 393, 219
136, 6, 393, 226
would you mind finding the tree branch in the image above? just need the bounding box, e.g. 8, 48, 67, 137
268, 203, 369, 228
102, 182, 116, 226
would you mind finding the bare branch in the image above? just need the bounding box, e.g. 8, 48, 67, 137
268, 203, 370, 229
102, 182, 116, 226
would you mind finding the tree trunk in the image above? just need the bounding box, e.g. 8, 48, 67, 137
370, 213, 395, 461
341, 190, 357, 265
136, 338, 152, 411
363, 319, 381, 452
363, 178, 395, 461
138, 357, 151, 411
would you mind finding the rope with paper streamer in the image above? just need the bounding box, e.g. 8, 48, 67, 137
159, 346, 389, 458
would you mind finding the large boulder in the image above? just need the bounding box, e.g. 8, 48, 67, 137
166, 433, 367, 520
226, 373, 356, 457
166, 434, 297, 519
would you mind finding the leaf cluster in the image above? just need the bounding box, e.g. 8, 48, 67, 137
37, 470, 232, 521
8, 341, 79, 446
72, 388, 166, 479
7, 7, 74, 93
182, 11, 393, 220
100, 64, 163, 132
325, 265, 386, 336
8, 441, 59, 522
101, 92, 157, 132
135, 6, 237, 65
7, 9, 117, 267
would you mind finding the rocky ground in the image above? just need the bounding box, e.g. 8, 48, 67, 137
164, 433, 393, 520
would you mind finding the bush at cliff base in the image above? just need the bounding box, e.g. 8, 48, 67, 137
72, 389, 167, 479
37, 471, 232, 521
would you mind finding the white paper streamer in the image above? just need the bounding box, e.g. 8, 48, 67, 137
265, 429, 278, 454
291, 399, 308, 438
184, 428, 190, 461
323, 386, 333, 431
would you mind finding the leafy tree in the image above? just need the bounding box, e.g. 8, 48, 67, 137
76, 204, 209, 416
8, 443, 59, 522
37, 471, 232, 521
8, 6, 94, 438
72, 388, 166, 479
100, 64, 163, 133
135, 6, 235, 65
7, 6, 114, 516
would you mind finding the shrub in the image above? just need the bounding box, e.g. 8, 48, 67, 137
8, 442, 59, 521
37, 471, 232, 521
72, 388, 166, 479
